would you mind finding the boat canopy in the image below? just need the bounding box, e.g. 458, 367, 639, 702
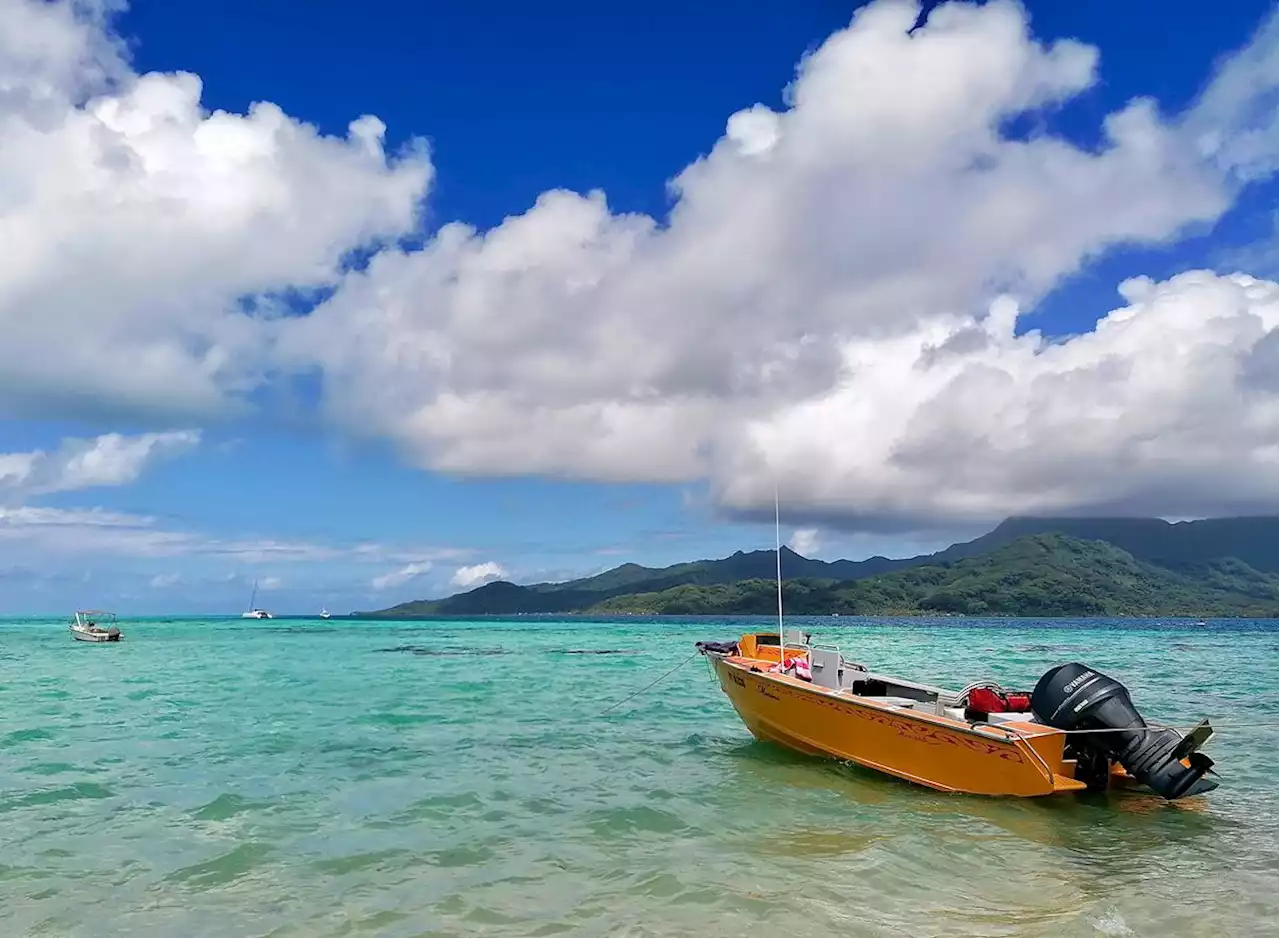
74, 610, 117, 624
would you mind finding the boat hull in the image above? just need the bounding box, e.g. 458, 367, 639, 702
710, 655, 1076, 797
70, 628, 119, 643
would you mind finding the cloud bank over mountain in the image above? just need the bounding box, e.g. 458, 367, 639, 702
2, 0, 1276, 533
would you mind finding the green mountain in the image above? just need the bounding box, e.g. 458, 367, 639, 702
591, 534, 1277, 617
364, 544, 893, 616
937, 515, 1278, 574
529, 545, 899, 594
357, 515, 1277, 618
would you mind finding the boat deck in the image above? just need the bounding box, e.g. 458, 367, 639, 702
711, 651, 1092, 796
723, 653, 1054, 737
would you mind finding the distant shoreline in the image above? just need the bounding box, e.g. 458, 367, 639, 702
362, 521, 1278, 621
343, 611, 1272, 622
4, 611, 1272, 622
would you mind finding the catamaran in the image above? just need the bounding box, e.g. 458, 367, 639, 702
241, 580, 273, 619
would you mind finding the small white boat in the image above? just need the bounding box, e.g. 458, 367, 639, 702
70, 610, 122, 643
319, 608, 330, 619
241, 580, 273, 619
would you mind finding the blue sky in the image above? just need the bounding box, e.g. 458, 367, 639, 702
0, 0, 1275, 614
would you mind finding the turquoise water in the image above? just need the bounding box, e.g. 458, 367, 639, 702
1, 615, 1276, 938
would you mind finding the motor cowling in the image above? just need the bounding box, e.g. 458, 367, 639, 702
1031, 662, 1217, 800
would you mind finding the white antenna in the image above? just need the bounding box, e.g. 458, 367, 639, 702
774, 482, 784, 640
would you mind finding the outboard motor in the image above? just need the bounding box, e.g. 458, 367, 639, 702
1032, 663, 1217, 799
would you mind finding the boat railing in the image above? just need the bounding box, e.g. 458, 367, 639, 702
1018, 736, 1055, 785
982, 721, 1057, 785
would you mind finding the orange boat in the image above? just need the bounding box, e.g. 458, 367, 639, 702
695, 629, 1218, 800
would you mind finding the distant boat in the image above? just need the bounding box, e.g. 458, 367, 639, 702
241, 580, 273, 619
319, 608, 330, 619
70, 610, 122, 643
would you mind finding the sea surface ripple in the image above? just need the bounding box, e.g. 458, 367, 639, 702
1, 615, 1276, 937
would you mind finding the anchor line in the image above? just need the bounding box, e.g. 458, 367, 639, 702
1036, 720, 1278, 735
598, 651, 701, 717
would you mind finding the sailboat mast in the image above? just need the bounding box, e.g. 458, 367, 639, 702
774, 484, 784, 642
248, 579, 258, 612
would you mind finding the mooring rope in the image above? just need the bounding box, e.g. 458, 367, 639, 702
1035, 721, 1278, 735
598, 651, 701, 717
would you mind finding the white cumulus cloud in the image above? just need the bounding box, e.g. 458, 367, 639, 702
1, 0, 1276, 535
280, 0, 1278, 529
718, 270, 1278, 529
0, 431, 199, 502
451, 561, 508, 588
0, 0, 431, 421
371, 561, 432, 591
789, 528, 822, 557
1180, 6, 1280, 183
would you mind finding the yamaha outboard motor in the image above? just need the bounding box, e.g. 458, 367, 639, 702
1032, 662, 1217, 799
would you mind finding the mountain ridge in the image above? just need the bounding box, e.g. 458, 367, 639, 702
356, 515, 1277, 617
589, 533, 1277, 618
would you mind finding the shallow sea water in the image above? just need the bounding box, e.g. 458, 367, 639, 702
1, 615, 1276, 938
